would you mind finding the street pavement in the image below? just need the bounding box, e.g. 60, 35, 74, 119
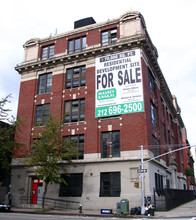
10, 199, 196, 219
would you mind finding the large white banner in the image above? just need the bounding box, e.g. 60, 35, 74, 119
95, 49, 144, 117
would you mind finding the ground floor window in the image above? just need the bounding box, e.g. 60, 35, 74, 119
155, 172, 165, 196
59, 173, 83, 197
100, 172, 120, 197
155, 173, 163, 190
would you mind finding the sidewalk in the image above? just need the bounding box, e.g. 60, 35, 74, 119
155, 199, 196, 218
11, 199, 196, 218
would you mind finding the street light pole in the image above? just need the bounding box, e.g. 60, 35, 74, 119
140, 145, 145, 214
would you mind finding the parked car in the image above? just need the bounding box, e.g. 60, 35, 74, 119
0, 204, 10, 212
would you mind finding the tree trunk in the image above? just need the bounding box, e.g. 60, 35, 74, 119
42, 182, 48, 210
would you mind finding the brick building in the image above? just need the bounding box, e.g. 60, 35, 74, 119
12, 11, 193, 210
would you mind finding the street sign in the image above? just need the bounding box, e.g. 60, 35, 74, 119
137, 169, 147, 173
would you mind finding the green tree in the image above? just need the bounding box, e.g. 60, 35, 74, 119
26, 115, 77, 210
0, 94, 12, 121
0, 95, 20, 184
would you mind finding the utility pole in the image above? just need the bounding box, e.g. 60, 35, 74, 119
140, 145, 145, 214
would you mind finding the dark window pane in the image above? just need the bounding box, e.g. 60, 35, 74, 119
101, 131, 120, 158
71, 100, 79, 122
63, 134, 84, 160
68, 40, 73, 54
38, 75, 45, 94
152, 135, 160, 158
102, 31, 108, 46
72, 114, 78, 122
151, 102, 158, 127
36, 105, 43, 124
66, 69, 72, 80
66, 82, 71, 89
41, 45, 54, 60
111, 29, 117, 44
80, 99, 85, 121
49, 45, 54, 58
80, 66, 86, 86
64, 115, 70, 123
65, 66, 86, 89
66, 69, 72, 89
102, 29, 117, 46
149, 68, 155, 94
111, 37, 117, 44
73, 80, 79, 87
41, 47, 48, 60
64, 102, 71, 123
73, 68, 80, 87
46, 73, 52, 93
112, 131, 120, 157
73, 67, 79, 77
100, 172, 120, 197
35, 104, 50, 126
59, 173, 83, 197
75, 38, 80, 52
72, 100, 79, 109
101, 132, 109, 158
64, 99, 85, 123
38, 73, 52, 94
82, 37, 86, 50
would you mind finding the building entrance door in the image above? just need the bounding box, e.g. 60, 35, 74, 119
32, 179, 43, 204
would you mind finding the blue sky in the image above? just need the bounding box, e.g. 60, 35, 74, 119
1, 0, 196, 149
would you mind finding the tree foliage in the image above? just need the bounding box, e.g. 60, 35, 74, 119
0, 121, 15, 184
0, 95, 20, 185
0, 95, 12, 121
25, 115, 77, 209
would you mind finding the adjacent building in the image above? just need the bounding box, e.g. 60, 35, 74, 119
12, 11, 194, 210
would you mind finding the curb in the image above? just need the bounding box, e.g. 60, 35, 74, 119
11, 209, 156, 218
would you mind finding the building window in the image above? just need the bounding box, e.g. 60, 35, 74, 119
170, 115, 173, 130
155, 173, 163, 190
38, 73, 52, 94
152, 135, 160, 158
35, 104, 50, 126
66, 66, 86, 89
148, 68, 155, 94
64, 99, 85, 123
161, 98, 165, 117
101, 131, 120, 158
178, 126, 182, 140
171, 136, 175, 151
168, 130, 171, 144
41, 44, 55, 60
101, 28, 117, 46
63, 134, 84, 159
162, 124, 166, 143
151, 102, 158, 127
59, 173, 83, 197
166, 179, 170, 189
100, 172, 120, 197
68, 36, 86, 54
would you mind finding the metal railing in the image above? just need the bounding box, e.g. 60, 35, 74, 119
154, 188, 195, 211
20, 196, 79, 210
